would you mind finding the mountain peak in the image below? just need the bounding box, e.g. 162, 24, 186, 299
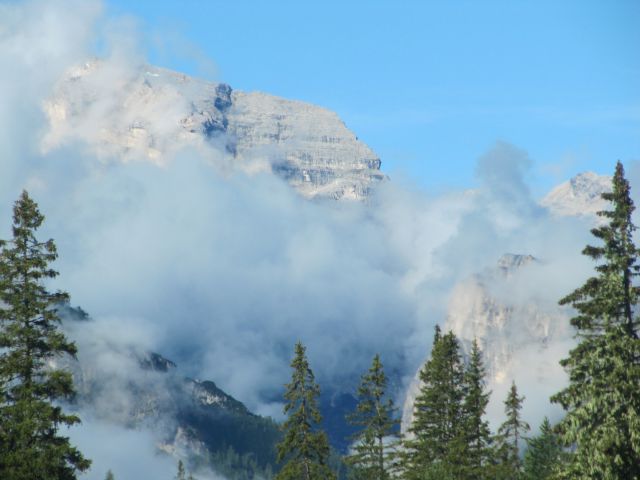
43, 61, 384, 200
497, 253, 536, 272
541, 171, 611, 217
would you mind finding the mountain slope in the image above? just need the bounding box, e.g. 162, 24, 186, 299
57, 305, 281, 479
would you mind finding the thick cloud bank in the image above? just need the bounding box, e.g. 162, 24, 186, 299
1, 1, 635, 477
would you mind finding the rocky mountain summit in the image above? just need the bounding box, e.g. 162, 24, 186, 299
541, 171, 611, 218
43, 61, 384, 200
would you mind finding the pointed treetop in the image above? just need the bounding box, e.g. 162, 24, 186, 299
13, 189, 45, 231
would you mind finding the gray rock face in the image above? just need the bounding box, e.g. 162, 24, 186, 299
541, 171, 611, 218
401, 254, 570, 433
402, 172, 612, 433
43, 61, 384, 200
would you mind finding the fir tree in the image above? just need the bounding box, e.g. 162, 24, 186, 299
551, 161, 640, 479
460, 339, 492, 480
401, 326, 466, 479
495, 381, 529, 479
345, 354, 398, 480
176, 460, 186, 480
276, 342, 334, 480
522, 417, 562, 480
0, 191, 90, 479
105, 470, 115, 480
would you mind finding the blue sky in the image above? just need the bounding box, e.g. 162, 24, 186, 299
107, 0, 639, 195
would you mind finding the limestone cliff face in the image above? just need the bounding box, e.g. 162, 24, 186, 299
43, 61, 384, 200
401, 172, 612, 433
401, 254, 571, 433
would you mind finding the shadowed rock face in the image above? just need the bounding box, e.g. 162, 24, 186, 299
56, 306, 281, 474
43, 61, 384, 200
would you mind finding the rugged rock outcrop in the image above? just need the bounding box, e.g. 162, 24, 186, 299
401, 172, 612, 433
541, 171, 611, 218
43, 61, 384, 200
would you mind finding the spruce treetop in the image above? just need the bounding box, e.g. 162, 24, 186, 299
402, 326, 466, 478
276, 341, 334, 480
560, 161, 640, 336
346, 353, 398, 480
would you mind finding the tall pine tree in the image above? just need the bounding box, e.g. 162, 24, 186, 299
0, 191, 90, 479
401, 326, 466, 479
494, 381, 529, 480
551, 161, 640, 478
460, 339, 492, 480
345, 354, 398, 480
276, 342, 334, 480
176, 460, 186, 480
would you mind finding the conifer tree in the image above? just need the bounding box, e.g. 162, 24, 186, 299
346, 354, 398, 480
522, 417, 562, 480
276, 342, 334, 480
176, 460, 186, 480
551, 161, 640, 479
495, 381, 529, 479
105, 470, 115, 480
0, 191, 90, 479
460, 339, 492, 479
402, 326, 466, 479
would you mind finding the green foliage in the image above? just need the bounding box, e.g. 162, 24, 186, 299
174, 459, 198, 480
276, 342, 335, 480
551, 161, 640, 479
0, 191, 90, 479
207, 445, 274, 480
345, 354, 399, 480
494, 381, 529, 479
522, 417, 563, 480
459, 339, 493, 479
401, 326, 466, 479
176, 384, 281, 473
104, 470, 115, 480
